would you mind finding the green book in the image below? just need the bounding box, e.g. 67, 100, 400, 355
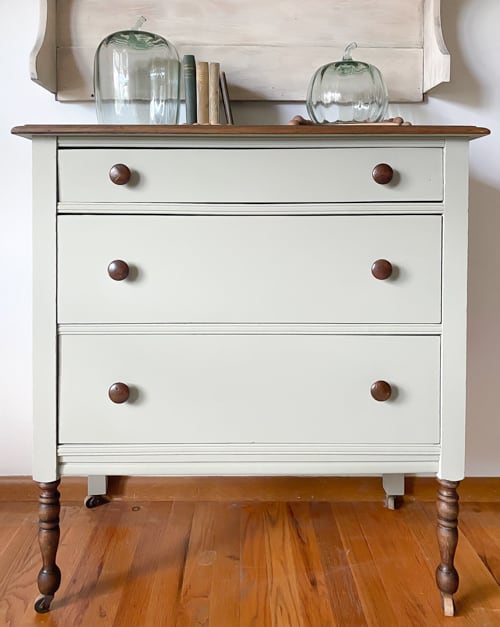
183, 55, 197, 124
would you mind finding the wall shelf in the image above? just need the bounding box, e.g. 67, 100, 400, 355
31, 0, 450, 102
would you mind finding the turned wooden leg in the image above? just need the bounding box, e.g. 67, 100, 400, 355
34, 480, 61, 613
436, 478, 460, 617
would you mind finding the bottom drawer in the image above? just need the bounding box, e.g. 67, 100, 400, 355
58, 334, 440, 445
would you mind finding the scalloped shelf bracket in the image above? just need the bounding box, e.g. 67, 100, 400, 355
30, 0, 450, 102
424, 0, 450, 92
30, 0, 57, 93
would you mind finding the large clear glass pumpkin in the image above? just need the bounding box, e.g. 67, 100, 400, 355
94, 18, 180, 124
306, 42, 388, 124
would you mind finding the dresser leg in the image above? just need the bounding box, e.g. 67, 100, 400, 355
34, 480, 61, 613
382, 473, 405, 510
435, 478, 460, 617
85, 474, 109, 508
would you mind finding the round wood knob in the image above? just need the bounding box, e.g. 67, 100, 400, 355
109, 163, 131, 185
372, 163, 394, 185
370, 380, 392, 402
108, 260, 130, 281
108, 382, 130, 404
371, 259, 393, 280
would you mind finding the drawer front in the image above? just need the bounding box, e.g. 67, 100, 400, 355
58, 147, 443, 203
57, 215, 442, 324
58, 334, 440, 445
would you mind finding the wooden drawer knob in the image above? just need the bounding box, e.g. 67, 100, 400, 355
371, 380, 392, 402
372, 163, 394, 185
109, 163, 131, 185
371, 259, 393, 280
108, 382, 130, 404
108, 260, 130, 281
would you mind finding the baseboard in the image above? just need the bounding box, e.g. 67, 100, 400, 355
1, 475, 500, 503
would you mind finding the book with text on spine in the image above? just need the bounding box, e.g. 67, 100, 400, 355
196, 61, 209, 124
182, 55, 197, 124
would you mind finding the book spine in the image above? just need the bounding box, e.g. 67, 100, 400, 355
182, 55, 197, 124
209, 62, 220, 124
219, 71, 234, 125
196, 61, 209, 125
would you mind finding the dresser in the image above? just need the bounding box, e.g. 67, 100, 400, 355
12, 124, 488, 616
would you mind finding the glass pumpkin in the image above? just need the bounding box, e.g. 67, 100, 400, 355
306, 42, 388, 124
94, 17, 180, 124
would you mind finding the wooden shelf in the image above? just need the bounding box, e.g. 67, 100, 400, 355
31, 0, 450, 103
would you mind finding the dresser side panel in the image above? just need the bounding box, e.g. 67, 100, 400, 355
32, 136, 58, 482
439, 138, 470, 480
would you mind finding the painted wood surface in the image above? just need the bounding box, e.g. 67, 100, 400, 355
31, 138, 58, 483
57, 146, 444, 203
30, 0, 450, 102
30, 0, 56, 92
57, 215, 442, 324
58, 334, 440, 445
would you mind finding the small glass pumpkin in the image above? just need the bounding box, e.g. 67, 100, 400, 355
306, 42, 388, 124
94, 17, 180, 124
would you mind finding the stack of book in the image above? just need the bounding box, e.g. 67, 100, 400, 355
182, 55, 233, 125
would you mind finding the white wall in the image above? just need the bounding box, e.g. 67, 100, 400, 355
1, 0, 499, 476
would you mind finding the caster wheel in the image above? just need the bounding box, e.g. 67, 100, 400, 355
84, 495, 109, 509
34, 594, 54, 613
385, 495, 399, 510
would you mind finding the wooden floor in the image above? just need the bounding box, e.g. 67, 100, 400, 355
1, 483, 500, 626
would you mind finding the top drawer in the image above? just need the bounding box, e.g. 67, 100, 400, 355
58, 147, 443, 204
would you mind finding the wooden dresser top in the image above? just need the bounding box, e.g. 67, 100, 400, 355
11, 124, 490, 140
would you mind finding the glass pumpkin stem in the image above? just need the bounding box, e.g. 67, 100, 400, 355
132, 16, 147, 30
343, 42, 358, 61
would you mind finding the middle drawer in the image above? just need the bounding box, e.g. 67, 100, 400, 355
57, 215, 442, 324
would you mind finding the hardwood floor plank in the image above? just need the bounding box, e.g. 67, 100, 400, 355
174, 501, 218, 627
0, 523, 40, 626
146, 501, 196, 627
0, 504, 35, 584
285, 503, 339, 627
240, 503, 272, 627
77, 506, 143, 625
310, 501, 365, 625
333, 502, 400, 626
354, 501, 444, 626
460, 503, 500, 585
117, 501, 197, 627
109, 501, 179, 626
262, 502, 304, 627
209, 502, 241, 625
446, 526, 500, 616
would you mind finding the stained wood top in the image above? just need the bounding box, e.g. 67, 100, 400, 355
11, 124, 490, 140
